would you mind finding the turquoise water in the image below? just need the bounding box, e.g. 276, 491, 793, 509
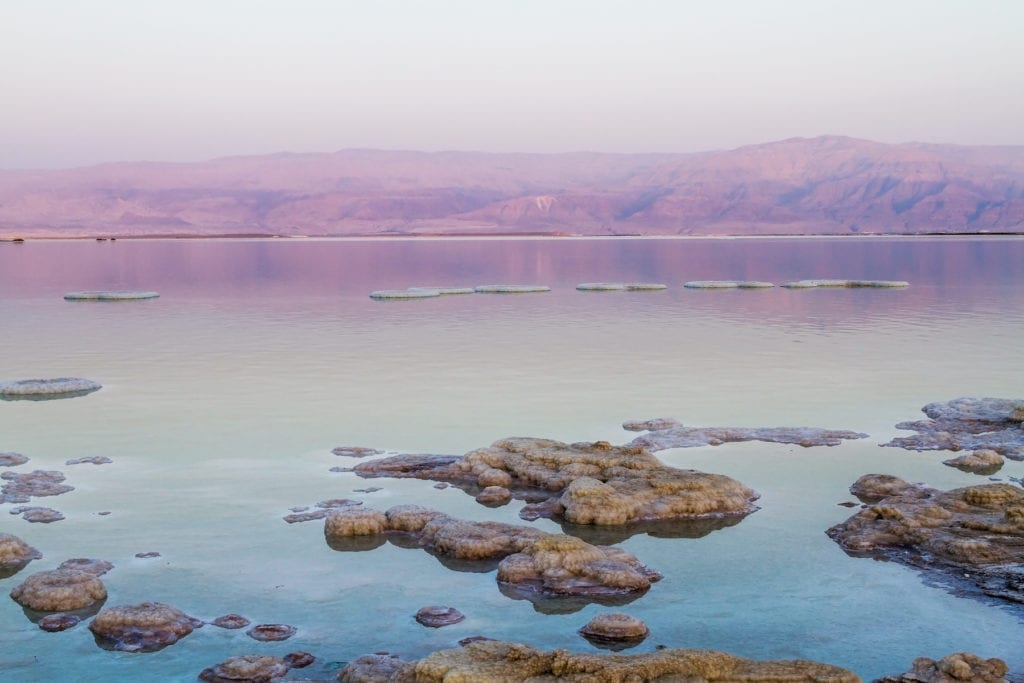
1, 237, 1023, 681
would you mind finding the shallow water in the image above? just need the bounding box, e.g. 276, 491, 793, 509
1, 236, 1023, 681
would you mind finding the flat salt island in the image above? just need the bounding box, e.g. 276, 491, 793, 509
369, 286, 475, 299
684, 280, 775, 289
0, 377, 102, 399
781, 279, 909, 289
64, 290, 160, 300
576, 282, 668, 291
474, 284, 551, 293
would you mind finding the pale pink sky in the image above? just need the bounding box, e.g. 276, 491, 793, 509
2, 0, 1022, 169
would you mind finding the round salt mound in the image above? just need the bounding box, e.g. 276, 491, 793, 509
474, 285, 550, 293
369, 289, 441, 300
64, 291, 159, 300
0, 378, 102, 397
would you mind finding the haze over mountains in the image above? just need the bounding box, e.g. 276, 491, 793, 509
2, 135, 1023, 238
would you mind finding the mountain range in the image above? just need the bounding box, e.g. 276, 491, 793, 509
2, 135, 1023, 238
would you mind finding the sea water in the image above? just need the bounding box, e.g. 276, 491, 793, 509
0, 236, 1022, 681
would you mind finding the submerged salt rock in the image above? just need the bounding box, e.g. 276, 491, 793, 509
884, 398, 1024, 460
943, 449, 1005, 475
474, 284, 550, 293
63, 290, 159, 300
11, 506, 65, 523
58, 558, 113, 576
38, 613, 81, 632
332, 446, 384, 457
626, 422, 868, 451
211, 614, 250, 629
89, 602, 202, 652
0, 452, 29, 467
10, 568, 107, 612
369, 289, 440, 300
339, 640, 860, 683
65, 456, 112, 466
339, 653, 412, 682
0, 533, 42, 577
246, 623, 296, 642
199, 654, 288, 683
578, 613, 649, 650
828, 480, 1024, 605
876, 652, 1009, 682
415, 605, 465, 628
1, 469, 74, 504
0, 378, 101, 398
684, 280, 774, 289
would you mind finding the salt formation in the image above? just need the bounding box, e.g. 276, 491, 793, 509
781, 279, 909, 288
882, 397, 1024, 460
338, 639, 860, 682
578, 612, 649, 650
1, 469, 74, 503
89, 602, 202, 652
10, 568, 107, 612
355, 438, 759, 528
474, 284, 551, 293
943, 449, 1005, 475
576, 282, 667, 291
0, 532, 41, 577
624, 418, 868, 450
198, 655, 289, 683
828, 477, 1024, 605
369, 289, 441, 299
876, 652, 1009, 682
0, 378, 101, 399
415, 605, 465, 627
324, 505, 661, 602
0, 452, 30, 467
63, 290, 159, 300
684, 280, 774, 288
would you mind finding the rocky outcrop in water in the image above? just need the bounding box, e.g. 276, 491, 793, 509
874, 652, 1009, 682
355, 438, 759, 530
338, 639, 861, 682
827, 476, 1024, 606
323, 505, 661, 605
882, 398, 1024, 460
624, 419, 868, 451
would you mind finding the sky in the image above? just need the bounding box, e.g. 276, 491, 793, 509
2, 0, 1023, 168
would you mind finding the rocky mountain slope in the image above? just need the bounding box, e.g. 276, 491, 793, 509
2, 136, 1022, 237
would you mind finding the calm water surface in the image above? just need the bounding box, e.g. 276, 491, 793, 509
1, 237, 1023, 681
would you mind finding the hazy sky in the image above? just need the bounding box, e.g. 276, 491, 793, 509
3, 0, 1023, 168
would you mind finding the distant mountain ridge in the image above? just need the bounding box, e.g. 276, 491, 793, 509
2, 136, 1023, 237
